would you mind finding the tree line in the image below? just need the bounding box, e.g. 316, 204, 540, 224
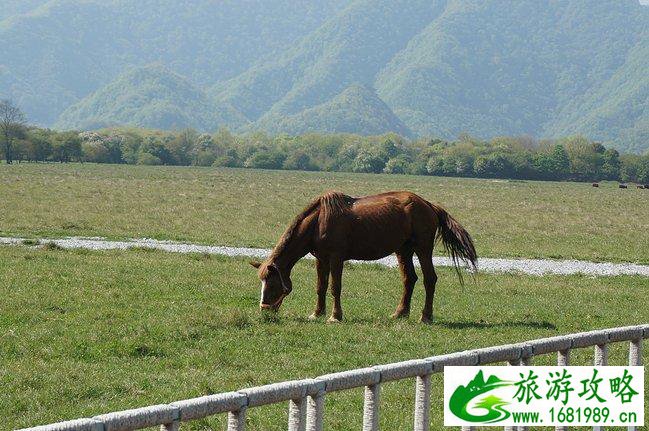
1, 100, 648, 184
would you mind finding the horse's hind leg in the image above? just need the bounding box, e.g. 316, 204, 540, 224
309, 257, 329, 320
392, 249, 417, 318
415, 247, 437, 324
327, 257, 344, 323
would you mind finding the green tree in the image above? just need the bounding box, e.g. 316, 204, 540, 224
532, 152, 555, 179
80, 132, 123, 163
82, 140, 110, 163
333, 142, 359, 171
0, 99, 26, 164
550, 144, 571, 179
52, 131, 82, 162
473, 153, 513, 178
563, 137, 602, 181
619, 154, 641, 182
375, 138, 400, 161
166, 129, 197, 165
352, 149, 384, 173
138, 136, 172, 165
601, 148, 621, 180
283, 150, 316, 171
383, 155, 410, 174
212, 148, 240, 167
25, 128, 53, 161
192, 133, 223, 166
426, 155, 445, 176
637, 157, 649, 184
137, 152, 163, 165
244, 150, 285, 169
119, 132, 143, 164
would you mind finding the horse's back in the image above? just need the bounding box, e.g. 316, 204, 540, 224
316, 191, 434, 260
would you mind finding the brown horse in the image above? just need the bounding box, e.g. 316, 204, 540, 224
251, 191, 477, 323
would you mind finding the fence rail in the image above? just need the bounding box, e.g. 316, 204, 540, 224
20, 325, 648, 431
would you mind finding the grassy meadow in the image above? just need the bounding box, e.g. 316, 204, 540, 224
1, 163, 648, 263
0, 163, 648, 429
1, 245, 647, 430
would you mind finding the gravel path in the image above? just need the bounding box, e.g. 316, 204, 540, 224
2, 236, 648, 277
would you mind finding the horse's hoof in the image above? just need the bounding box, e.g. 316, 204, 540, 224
308, 313, 322, 321
391, 311, 409, 319
326, 316, 342, 324
419, 316, 433, 325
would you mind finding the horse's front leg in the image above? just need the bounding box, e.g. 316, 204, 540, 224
309, 257, 329, 320
327, 257, 344, 323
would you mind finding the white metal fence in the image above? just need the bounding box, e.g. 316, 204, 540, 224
20, 325, 647, 431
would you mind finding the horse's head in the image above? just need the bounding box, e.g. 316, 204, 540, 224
250, 261, 292, 311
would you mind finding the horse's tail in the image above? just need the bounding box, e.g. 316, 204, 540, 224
428, 202, 478, 283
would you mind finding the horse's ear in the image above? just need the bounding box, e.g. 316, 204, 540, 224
249, 261, 262, 269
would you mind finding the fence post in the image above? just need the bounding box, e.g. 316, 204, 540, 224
594, 343, 608, 366
306, 390, 325, 431
160, 421, 179, 431
289, 398, 307, 431
362, 383, 380, 431
555, 349, 570, 431
413, 374, 431, 431
627, 339, 642, 431
593, 343, 608, 431
227, 407, 246, 431
517, 355, 532, 431
502, 359, 521, 431
629, 338, 642, 366
558, 349, 570, 366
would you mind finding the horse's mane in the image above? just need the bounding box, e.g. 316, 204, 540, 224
269, 191, 352, 260
268, 196, 321, 261
319, 191, 353, 223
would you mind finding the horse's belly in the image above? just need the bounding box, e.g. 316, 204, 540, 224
316, 199, 414, 261
346, 248, 396, 261
346, 225, 409, 260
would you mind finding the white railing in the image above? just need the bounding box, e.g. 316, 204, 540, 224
20, 325, 647, 431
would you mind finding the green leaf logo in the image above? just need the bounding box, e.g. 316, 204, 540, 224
450, 370, 513, 423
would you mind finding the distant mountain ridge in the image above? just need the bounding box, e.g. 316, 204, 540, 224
55, 65, 247, 131
257, 84, 413, 137
2, 0, 649, 152
0, 0, 347, 124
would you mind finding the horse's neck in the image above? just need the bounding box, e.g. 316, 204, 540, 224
272, 217, 314, 271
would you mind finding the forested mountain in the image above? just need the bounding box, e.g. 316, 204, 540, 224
375, 0, 649, 146
545, 26, 649, 154
2, 0, 649, 152
212, 0, 447, 124
55, 65, 247, 131
0, 0, 347, 124
260, 84, 412, 137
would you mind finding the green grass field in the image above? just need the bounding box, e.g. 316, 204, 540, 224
1, 246, 647, 430
1, 163, 648, 263
1, 163, 648, 429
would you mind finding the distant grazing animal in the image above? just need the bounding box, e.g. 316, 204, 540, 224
644, 185, 649, 189
592, 183, 599, 187
619, 184, 628, 189
637, 185, 644, 189
251, 191, 477, 324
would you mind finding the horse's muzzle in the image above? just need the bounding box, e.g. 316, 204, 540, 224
259, 294, 286, 311
259, 303, 278, 311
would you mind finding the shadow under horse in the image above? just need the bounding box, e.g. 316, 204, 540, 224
251, 191, 477, 323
